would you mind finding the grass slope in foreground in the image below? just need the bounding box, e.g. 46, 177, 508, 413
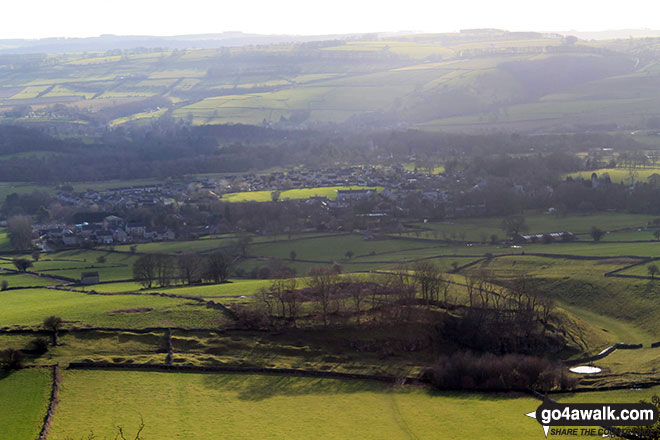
50, 370, 540, 440
0, 369, 51, 440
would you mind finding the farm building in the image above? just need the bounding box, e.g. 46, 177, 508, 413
80, 271, 100, 285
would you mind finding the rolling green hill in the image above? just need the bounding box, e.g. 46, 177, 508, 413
3, 30, 660, 133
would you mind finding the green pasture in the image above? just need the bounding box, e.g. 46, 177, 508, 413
0, 288, 229, 329
616, 262, 659, 277
537, 274, 660, 339
398, 213, 656, 242
144, 279, 273, 298
601, 229, 660, 241
220, 186, 383, 202
50, 370, 542, 440
0, 330, 169, 367
0, 368, 51, 440
0, 228, 11, 252
521, 241, 660, 258
566, 167, 660, 185
15, 250, 138, 282
0, 272, 58, 288
49, 369, 660, 440
465, 255, 636, 281
110, 237, 236, 254
583, 347, 660, 388
248, 234, 440, 262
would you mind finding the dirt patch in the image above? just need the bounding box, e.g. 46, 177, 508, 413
108, 307, 153, 314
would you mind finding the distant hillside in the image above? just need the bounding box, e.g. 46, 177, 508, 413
2, 30, 660, 134
0, 32, 376, 54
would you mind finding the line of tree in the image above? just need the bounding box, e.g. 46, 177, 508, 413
132, 251, 235, 288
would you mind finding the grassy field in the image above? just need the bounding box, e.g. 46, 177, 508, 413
110, 237, 236, 254
48, 370, 660, 440
220, 186, 383, 202
0, 272, 59, 288
396, 213, 656, 242
567, 167, 660, 185
0, 368, 51, 440
0, 288, 229, 329
248, 234, 439, 262
49, 370, 542, 440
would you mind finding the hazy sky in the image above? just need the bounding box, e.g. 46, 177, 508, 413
3, 0, 660, 39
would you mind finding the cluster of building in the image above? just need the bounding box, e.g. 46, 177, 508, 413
55, 184, 186, 210
37, 215, 175, 247
215, 165, 445, 194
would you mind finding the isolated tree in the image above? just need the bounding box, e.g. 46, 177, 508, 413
590, 226, 605, 242
129, 244, 138, 254
345, 250, 354, 260
653, 229, 660, 241
7, 215, 33, 250
43, 315, 63, 345
32, 251, 40, 262
649, 264, 659, 279
12, 258, 33, 272
133, 254, 157, 288
500, 215, 528, 239
235, 235, 252, 257
1, 280, 8, 291
289, 250, 297, 261
271, 190, 281, 202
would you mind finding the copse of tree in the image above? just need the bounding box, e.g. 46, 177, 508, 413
177, 253, 203, 284
133, 254, 176, 288
257, 276, 300, 327
424, 351, 576, 392
412, 260, 448, 304
0, 348, 24, 370
7, 215, 33, 250
154, 254, 175, 287
28, 337, 50, 355
133, 254, 157, 288
203, 251, 233, 283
